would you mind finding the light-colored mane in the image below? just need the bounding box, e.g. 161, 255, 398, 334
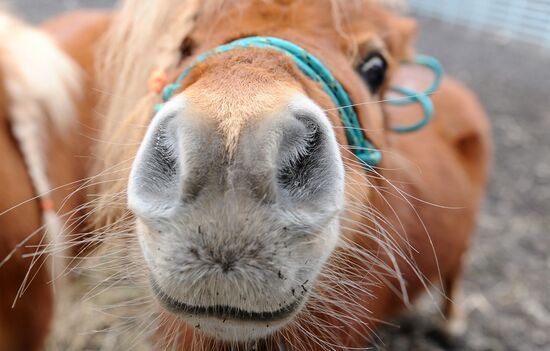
0, 12, 82, 134
0, 11, 82, 248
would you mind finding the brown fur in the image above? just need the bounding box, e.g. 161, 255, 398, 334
0, 68, 52, 351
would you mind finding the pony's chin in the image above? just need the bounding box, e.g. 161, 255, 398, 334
180, 316, 290, 342
152, 282, 303, 342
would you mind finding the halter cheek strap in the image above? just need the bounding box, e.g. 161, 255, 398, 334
152, 36, 442, 171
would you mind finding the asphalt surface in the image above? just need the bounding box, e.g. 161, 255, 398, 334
11, 2, 550, 351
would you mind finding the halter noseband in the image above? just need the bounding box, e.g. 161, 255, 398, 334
154, 36, 442, 170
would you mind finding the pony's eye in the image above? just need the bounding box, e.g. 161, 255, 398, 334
357, 53, 387, 94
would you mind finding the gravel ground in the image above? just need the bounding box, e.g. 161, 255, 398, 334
11, 2, 550, 350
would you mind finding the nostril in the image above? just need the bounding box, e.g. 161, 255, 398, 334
149, 122, 179, 179
128, 96, 214, 219
273, 94, 345, 206
277, 114, 325, 194
129, 123, 181, 216
128, 99, 185, 218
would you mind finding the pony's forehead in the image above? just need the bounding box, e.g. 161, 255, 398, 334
191, 0, 386, 47
179, 48, 305, 117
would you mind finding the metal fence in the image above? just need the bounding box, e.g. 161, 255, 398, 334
408, 0, 550, 47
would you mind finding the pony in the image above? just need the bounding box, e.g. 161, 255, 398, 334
0, 10, 109, 350
0, 0, 491, 349
84, 0, 491, 349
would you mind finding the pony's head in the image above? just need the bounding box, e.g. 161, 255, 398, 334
98, 0, 415, 343
129, 50, 345, 340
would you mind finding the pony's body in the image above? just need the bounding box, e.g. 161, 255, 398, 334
0, 11, 109, 350
0, 1, 490, 349
0, 80, 50, 350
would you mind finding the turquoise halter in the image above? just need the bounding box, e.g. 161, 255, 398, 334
386, 55, 443, 133
156, 36, 442, 170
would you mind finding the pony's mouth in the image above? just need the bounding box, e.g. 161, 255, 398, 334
151, 280, 303, 323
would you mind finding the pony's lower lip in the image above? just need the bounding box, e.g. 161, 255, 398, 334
151, 280, 302, 322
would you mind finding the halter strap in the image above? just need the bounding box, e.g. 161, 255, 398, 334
155, 36, 442, 170
386, 55, 443, 133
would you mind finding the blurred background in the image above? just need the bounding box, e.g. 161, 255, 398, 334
7, 0, 550, 350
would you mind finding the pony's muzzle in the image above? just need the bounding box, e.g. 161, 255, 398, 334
128, 94, 344, 220
126, 93, 345, 341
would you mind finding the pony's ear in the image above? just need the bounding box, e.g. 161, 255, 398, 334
383, 13, 417, 62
